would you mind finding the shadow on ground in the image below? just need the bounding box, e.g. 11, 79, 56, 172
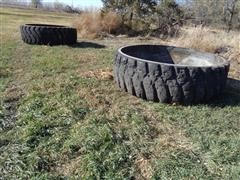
208, 78, 240, 107
70, 41, 106, 49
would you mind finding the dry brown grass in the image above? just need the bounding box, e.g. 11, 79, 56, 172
135, 155, 153, 179
73, 10, 121, 39
231, 35, 240, 63
176, 27, 239, 55
73, 11, 102, 39
101, 11, 122, 34
175, 27, 240, 78
176, 27, 223, 53
56, 156, 82, 176
78, 68, 113, 80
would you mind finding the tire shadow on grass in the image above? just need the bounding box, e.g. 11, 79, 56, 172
70, 41, 106, 49
208, 78, 240, 107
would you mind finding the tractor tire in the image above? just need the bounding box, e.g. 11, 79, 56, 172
114, 45, 230, 104
20, 24, 77, 45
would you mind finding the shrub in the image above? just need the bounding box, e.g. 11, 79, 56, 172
151, 0, 184, 38
101, 11, 122, 34
101, 0, 184, 37
73, 11, 101, 39
73, 10, 121, 39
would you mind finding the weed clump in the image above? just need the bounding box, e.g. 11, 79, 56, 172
73, 10, 121, 39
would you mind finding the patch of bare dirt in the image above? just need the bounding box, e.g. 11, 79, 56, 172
1, 85, 24, 131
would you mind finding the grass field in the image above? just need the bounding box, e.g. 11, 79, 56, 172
0, 7, 240, 179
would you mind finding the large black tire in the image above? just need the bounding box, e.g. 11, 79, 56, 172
114, 45, 230, 104
20, 24, 77, 45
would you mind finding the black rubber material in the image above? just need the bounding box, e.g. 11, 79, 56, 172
114, 45, 230, 104
20, 24, 77, 45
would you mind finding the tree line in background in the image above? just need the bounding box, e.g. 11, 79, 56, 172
101, 0, 183, 37
183, 0, 240, 32
101, 0, 240, 36
1, 0, 239, 36
0, 0, 81, 13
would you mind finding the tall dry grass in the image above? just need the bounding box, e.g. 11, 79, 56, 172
73, 10, 121, 39
176, 27, 222, 52
175, 27, 240, 78
176, 27, 240, 60
231, 34, 240, 62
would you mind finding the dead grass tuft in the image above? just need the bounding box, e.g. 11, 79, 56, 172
175, 27, 240, 78
77, 87, 113, 109
73, 11, 121, 39
101, 11, 122, 34
73, 11, 102, 39
56, 156, 82, 176
78, 68, 113, 80
176, 27, 223, 53
231, 35, 240, 63
176, 27, 239, 56
156, 126, 195, 154
77, 88, 99, 108
135, 156, 153, 179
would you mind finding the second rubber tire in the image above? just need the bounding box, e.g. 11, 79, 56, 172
114, 45, 230, 104
20, 24, 77, 45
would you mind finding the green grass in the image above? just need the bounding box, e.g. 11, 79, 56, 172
0, 7, 240, 179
